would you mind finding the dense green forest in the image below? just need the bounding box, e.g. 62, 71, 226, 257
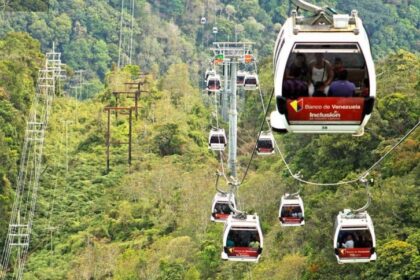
0, 0, 419, 279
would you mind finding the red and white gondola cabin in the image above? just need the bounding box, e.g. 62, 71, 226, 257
334, 209, 377, 264
222, 214, 263, 263
271, 10, 376, 135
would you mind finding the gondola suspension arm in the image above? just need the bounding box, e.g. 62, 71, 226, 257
215, 170, 229, 194
227, 179, 247, 219
291, 0, 323, 14
351, 176, 373, 214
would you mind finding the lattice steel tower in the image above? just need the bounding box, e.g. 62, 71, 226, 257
0, 46, 65, 280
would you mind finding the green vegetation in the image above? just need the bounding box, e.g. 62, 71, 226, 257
0, 33, 44, 247
1, 0, 418, 81
0, 0, 419, 279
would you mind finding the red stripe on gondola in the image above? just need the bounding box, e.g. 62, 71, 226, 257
227, 247, 260, 257
282, 217, 301, 223
287, 97, 365, 123
339, 248, 372, 258
258, 148, 273, 153
214, 213, 230, 220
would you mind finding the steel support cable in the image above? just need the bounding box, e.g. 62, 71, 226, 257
117, 0, 125, 68
237, 76, 420, 187
129, 0, 135, 64
219, 152, 230, 183
253, 61, 266, 114
214, 171, 228, 194
273, 120, 420, 186
213, 91, 230, 184
240, 89, 275, 185
359, 120, 419, 179
352, 177, 372, 213
228, 179, 246, 216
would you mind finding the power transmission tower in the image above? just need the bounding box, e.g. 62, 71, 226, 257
70, 70, 87, 123
117, 0, 136, 68
0, 45, 65, 280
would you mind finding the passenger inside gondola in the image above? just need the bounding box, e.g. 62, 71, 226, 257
285, 44, 370, 99
328, 70, 356, 97
227, 229, 260, 248
337, 230, 373, 248
210, 135, 225, 144
361, 78, 370, 97
285, 53, 309, 81
208, 79, 220, 90
281, 205, 303, 219
257, 138, 274, 151
308, 53, 334, 96
341, 234, 355, 248
214, 203, 232, 215
245, 76, 258, 86
283, 66, 309, 99
249, 233, 260, 248
333, 57, 345, 80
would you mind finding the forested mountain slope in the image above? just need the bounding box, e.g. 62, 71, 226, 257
0, 0, 418, 83
0, 0, 419, 279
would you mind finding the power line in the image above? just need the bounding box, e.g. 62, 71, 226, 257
238, 86, 420, 186
0, 45, 65, 280
117, 0, 135, 68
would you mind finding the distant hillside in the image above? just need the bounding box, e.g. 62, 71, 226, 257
0, 0, 418, 83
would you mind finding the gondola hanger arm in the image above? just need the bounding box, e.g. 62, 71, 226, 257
291, 0, 323, 14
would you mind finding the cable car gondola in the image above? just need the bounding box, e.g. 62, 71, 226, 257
201, 17, 207, 25
243, 73, 259, 91
270, 7, 375, 135
208, 128, 227, 151
210, 192, 236, 222
213, 26, 218, 34
206, 74, 221, 93
333, 209, 376, 264
204, 69, 216, 82
256, 132, 275, 155
278, 193, 305, 226
222, 214, 263, 262
237, 71, 246, 87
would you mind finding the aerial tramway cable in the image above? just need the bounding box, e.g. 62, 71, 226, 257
239, 84, 420, 186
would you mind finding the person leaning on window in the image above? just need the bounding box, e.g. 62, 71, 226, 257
328, 70, 356, 97
308, 53, 334, 96
341, 234, 355, 248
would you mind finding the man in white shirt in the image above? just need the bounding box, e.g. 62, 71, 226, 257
342, 234, 355, 248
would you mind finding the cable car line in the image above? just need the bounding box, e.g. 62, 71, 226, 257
205, 0, 418, 264
214, 171, 228, 194
237, 74, 419, 187
273, 121, 419, 186
211, 88, 230, 184
239, 89, 274, 185
253, 61, 266, 114
351, 177, 373, 214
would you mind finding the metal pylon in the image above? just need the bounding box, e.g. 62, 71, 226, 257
0, 45, 65, 280
211, 42, 254, 178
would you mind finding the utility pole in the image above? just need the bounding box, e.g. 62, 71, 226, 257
104, 107, 133, 173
